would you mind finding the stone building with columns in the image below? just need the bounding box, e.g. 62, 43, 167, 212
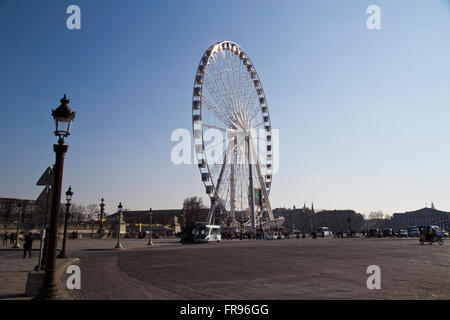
390, 207, 450, 230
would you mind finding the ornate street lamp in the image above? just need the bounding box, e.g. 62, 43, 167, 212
13, 202, 22, 248
99, 198, 105, 233
148, 208, 153, 246
115, 202, 123, 249
37, 94, 75, 300
57, 186, 73, 259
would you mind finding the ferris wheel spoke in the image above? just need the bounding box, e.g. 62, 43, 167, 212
201, 122, 228, 132
220, 50, 239, 117
203, 65, 235, 123
210, 53, 236, 116
204, 136, 235, 152
203, 85, 232, 122
227, 50, 240, 118
201, 95, 234, 128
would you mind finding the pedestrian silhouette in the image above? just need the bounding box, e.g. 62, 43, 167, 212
23, 232, 33, 259
3, 232, 8, 246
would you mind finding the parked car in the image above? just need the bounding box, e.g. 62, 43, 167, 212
407, 227, 420, 237
398, 230, 408, 238
316, 227, 332, 237
382, 228, 393, 237
368, 228, 382, 238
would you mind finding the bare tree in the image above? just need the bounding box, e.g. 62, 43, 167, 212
70, 204, 86, 225
182, 196, 206, 225
86, 203, 99, 221
0, 199, 14, 222
368, 211, 384, 219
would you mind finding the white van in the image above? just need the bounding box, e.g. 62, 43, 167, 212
316, 227, 332, 237
194, 224, 221, 243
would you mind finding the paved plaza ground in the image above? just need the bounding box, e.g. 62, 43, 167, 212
51, 237, 450, 300
0, 238, 179, 299
1, 237, 449, 300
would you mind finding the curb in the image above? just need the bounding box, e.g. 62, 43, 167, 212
56, 257, 79, 300
0, 248, 40, 251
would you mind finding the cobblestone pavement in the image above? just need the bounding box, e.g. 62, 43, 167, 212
0, 238, 180, 300
0, 251, 37, 300
62, 237, 450, 300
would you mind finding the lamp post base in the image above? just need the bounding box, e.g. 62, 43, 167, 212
56, 252, 68, 259
115, 243, 122, 249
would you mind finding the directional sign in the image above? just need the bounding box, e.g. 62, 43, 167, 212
36, 167, 54, 186
35, 187, 52, 207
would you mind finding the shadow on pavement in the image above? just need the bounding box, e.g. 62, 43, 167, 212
0, 293, 28, 299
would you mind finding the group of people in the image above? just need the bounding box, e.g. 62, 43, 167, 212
2, 232, 17, 246
2, 231, 34, 258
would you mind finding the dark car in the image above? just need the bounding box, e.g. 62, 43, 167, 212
368, 228, 382, 238
382, 228, 393, 237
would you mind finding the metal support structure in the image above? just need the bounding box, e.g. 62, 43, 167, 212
206, 156, 227, 225
230, 136, 237, 226
38, 173, 51, 270
247, 136, 256, 233
99, 198, 105, 233
115, 203, 123, 249
36, 140, 68, 299
57, 200, 71, 259
148, 208, 153, 246
248, 134, 274, 221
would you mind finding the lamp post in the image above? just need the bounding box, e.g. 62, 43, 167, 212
37, 94, 75, 300
57, 186, 73, 259
115, 202, 123, 249
180, 212, 184, 244
13, 202, 22, 248
90, 219, 95, 239
99, 198, 105, 234
148, 208, 153, 246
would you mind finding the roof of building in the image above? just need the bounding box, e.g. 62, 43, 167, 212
393, 207, 450, 216
107, 209, 182, 220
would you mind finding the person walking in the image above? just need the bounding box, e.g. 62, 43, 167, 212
23, 232, 33, 259
2, 232, 8, 246
9, 232, 15, 245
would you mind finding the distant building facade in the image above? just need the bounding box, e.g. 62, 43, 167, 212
276, 206, 365, 233
107, 209, 182, 235
390, 207, 450, 230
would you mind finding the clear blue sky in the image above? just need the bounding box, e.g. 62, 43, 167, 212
1, 0, 450, 216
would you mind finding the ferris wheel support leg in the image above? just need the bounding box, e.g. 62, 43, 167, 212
206, 156, 227, 225
249, 136, 274, 221
230, 136, 237, 226
247, 137, 256, 232
207, 202, 215, 225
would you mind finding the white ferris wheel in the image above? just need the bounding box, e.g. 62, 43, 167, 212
192, 40, 275, 231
